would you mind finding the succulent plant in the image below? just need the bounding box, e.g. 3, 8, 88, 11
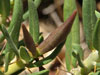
0, 0, 100, 75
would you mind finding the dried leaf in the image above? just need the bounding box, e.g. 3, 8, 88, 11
38, 10, 77, 54
22, 24, 39, 58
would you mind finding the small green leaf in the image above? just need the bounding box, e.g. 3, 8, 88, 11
5, 52, 15, 72
23, 0, 42, 20
93, 19, 100, 55
5, 52, 10, 72
95, 10, 100, 19
82, 0, 96, 49
28, 0, 39, 44
64, 0, 80, 71
0, 25, 19, 58
19, 46, 32, 64
72, 45, 84, 68
28, 70, 49, 75
0, 0, 10, 23
38, 33, 44, 44
72, 44, 83, 60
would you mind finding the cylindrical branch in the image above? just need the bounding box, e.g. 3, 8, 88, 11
37, 10, 77, 54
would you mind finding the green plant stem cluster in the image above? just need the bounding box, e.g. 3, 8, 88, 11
0, 0, 77, 75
